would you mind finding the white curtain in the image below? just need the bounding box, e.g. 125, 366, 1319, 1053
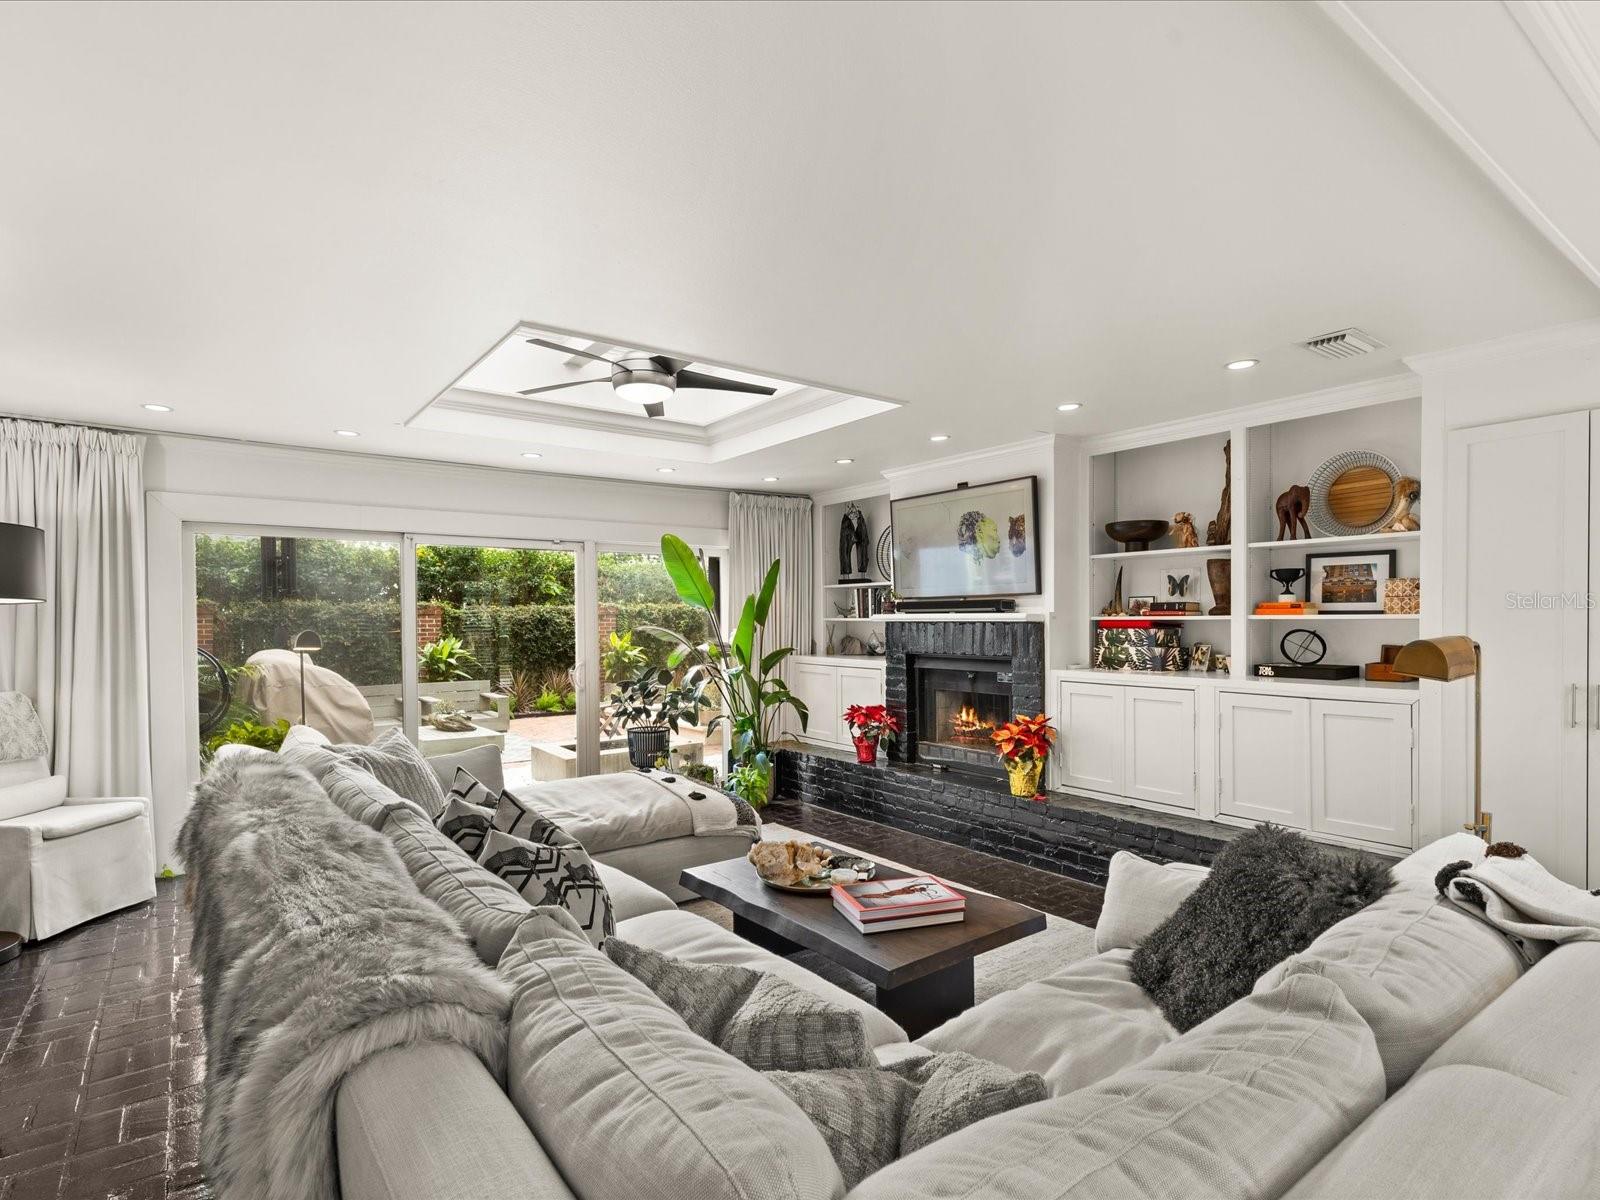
728, 492, 813, 737
0, 419, 151, 798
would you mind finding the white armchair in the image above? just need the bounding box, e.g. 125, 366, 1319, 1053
0, 693, 155, 941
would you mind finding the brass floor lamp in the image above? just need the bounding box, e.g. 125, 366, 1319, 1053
1393, 635, 1489, 842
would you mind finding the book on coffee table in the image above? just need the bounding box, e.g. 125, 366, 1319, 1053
833, 876, 965, 933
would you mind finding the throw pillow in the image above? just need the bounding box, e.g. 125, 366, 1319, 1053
478, 828, 614, 947
891, 1050, 1048, 1156
1093, 851, 1211, 954
494, 788, 569, 844
1131, 824, 1393, 1031
765, 1068, 915, 1190
448, 766, 498, 812
602, 938, 761, 1042
324, 726, 448, 818
323, 759, 428, 829
435, 796, 493, 858
720, 973, 874, 1072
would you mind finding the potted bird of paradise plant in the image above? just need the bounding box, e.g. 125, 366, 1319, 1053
991, 712, 1056, 799
843, 704, 900, 765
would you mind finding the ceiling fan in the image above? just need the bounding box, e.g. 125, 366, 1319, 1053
518, 337, 776, 418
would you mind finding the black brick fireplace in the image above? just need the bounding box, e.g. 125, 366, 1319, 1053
888, 619, 1045, 778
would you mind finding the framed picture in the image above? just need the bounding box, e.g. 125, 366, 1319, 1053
1127, 595, 1154, 615
1306, 549, 1397, 613
890, 475, 1041, 600
1213, 653, 1231, 674
1189, 643, 1212, 672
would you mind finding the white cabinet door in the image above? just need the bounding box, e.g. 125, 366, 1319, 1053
790, 662, 842, 746
1058, 682, 1125, 795
1219, 692, 1310, 828
1452, 412, 1589, 884
1310, 701, 1413, 847
838, 666, 886, 726
1124, 687, 1196, 811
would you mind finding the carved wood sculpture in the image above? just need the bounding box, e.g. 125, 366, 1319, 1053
1275, 484, 1312, 541
1100, 566, 1126, 616
1384, 476, 1420, 532
1204, 440, 1231, 546
1171, 512, 1198, 548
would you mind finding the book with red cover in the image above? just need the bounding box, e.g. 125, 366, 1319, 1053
832, 876, 965, 920
1094, 618, 1155, 629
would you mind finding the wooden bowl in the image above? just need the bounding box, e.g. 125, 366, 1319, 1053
1105, 520, 1171, 552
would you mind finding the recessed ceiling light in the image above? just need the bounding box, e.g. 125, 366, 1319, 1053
1225, 359, 1259, 371
657, 466, 676, 474
835, 458, 854, 465
141, 403, 173, 413
929, 434, 950, 443
334, 429, 360, 437
763, 476, 779, 482
1056, 402, 1082, 412
521, 451, 542, 460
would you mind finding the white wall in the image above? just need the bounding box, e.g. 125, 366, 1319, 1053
145, 432, 730, 869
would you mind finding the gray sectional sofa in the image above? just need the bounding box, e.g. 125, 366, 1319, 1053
204, 746, 1600, 1199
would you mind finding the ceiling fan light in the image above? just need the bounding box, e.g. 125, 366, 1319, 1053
614, 379, 671, 405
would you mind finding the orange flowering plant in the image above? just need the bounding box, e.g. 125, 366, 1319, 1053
991, 712, 1056, 763
844, 704, 901, 746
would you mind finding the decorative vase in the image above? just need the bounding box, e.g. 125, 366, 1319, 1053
1004, 757, 1044, 798
1206, 558, 1231, 615
852, 734, 879, 765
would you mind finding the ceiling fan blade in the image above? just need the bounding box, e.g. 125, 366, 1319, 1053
673, 368, 776, 396
642, 400, 667, 418
517, 377, 609, 395
526, 337, 618, 366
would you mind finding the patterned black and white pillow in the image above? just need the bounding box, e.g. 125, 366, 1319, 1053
449, 766, 498, 812
493, 789, 570, 846
434, 796, 493, 858
478, 828, 614, 947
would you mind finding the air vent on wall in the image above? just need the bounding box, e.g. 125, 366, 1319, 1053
1302, 327, 1386, 360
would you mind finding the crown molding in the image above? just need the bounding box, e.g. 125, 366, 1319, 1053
1318, 0, 1600, 291
878, 435, 1058, 483
1081, 373, 1419, 454
1509, 0, 1600, 151
809, 480, 892, 507
1402, 317, 1600, 375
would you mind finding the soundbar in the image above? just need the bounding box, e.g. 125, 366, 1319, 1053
893, 598, 1018, 614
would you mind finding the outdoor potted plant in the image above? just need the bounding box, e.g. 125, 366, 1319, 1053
843, 703, 900, 765
641, 533, 809, 808
991, 712, 1056, 799
607, 668, 705, 769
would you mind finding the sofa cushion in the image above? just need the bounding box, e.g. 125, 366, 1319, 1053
0, 772, 67, 823
496, 915, 845, 1200
12, 798, 145, 840
1255, 887, 1524, 1093
508, 769, 752, 854
594, 864, 675, 922
426, 743, 505, 800
1131, 825, 1392, 1031
917, 948, 1174, 1097
322, 761, 428, 829
617, 909, 908, 1050
0, 755, 49, 789
851, 972, 1385, 1200
381, 807, 529, 965
478, 828, 614, 947
1093, 852, 1209, 954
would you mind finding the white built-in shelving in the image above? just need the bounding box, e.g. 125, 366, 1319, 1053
1089, 545, 1233, 563
1246, 530, 1420, 551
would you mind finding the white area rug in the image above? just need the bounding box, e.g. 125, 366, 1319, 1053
681, 822, 1097, 1005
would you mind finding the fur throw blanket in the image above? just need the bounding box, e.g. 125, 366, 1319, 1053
178, 755, 511, 1200
1436, 841, 1600, 967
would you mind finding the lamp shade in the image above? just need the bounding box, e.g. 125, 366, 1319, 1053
0, 522, 46, 603
1392, 636, 1478, 682
290, 629, 323, 653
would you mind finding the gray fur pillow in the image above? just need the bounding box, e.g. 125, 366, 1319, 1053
1130, 825, 1392, 1032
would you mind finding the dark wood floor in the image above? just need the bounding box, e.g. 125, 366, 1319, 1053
0, 802, 1102, 1198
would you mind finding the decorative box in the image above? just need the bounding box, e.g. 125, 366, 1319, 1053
1383, 577, 1420, 615
1093, 625, 1183, 672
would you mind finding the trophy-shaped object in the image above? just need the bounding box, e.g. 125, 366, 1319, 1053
1268, 567, 1306, 599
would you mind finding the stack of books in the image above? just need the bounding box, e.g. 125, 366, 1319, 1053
832, 876, 967, 933
1254, 600, 1320, 615
1147, 601, 1202, 615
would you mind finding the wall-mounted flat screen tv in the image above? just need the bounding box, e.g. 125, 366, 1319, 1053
890, 475, 1041, 600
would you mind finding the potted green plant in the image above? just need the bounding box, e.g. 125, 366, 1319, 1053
640, 534, 808, 806
418, 635, 480, 683
608, 668, 705, 769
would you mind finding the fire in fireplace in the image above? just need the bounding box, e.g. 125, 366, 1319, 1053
911, 656, 1014, 771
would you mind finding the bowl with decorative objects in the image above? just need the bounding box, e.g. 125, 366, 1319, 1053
748, 840, 876, 894
1105, 519, 1171, 552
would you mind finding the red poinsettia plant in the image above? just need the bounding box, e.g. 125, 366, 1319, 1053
844, 704, 901, 745
991, 712, 1056, 763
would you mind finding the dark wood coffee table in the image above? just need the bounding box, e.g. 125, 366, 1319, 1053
680, 852, 1046, 1037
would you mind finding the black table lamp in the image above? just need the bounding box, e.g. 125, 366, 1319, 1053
0, 523, 46, 603
290, 630, 322, 725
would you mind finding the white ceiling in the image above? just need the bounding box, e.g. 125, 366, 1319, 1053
2, 1, 1597, 494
